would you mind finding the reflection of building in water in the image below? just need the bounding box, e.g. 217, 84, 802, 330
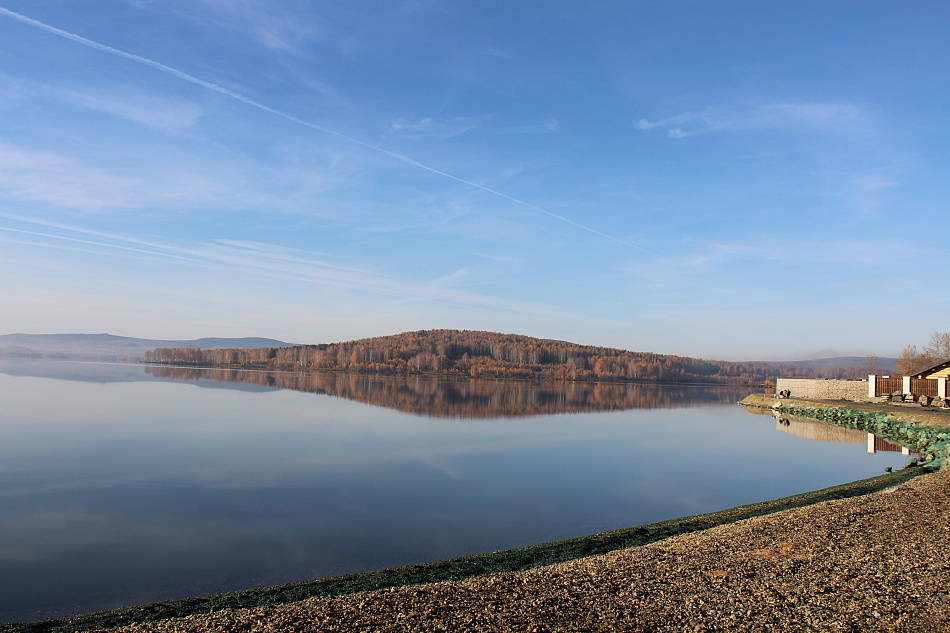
773, 412, 912, 456
866, 433, 911, 456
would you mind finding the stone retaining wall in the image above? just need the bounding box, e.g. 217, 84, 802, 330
775, 378, 870, 401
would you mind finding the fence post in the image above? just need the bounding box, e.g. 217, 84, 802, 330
940, 377, 948, 399
868, 375, 877, 398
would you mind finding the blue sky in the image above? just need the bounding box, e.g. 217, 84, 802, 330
0, 1, 946, 360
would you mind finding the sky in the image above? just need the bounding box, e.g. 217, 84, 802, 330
0, 1, 946, 361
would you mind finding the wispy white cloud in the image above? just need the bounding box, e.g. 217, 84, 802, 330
468, 251, 521, 264
636, 112, 701, 131
851, 173, 898, 193
388, 114, 488, 139
0, 214, 588, 322
0, 73, 202, 134
624, 241, 773, 288
637, 101, 871, 138
388, 113, 561, 139
0, 141, 347, 216
0, 143, 145, 209
162, 0, 327, 57
55, 86, 203, 134
843, 171, 901, 217
623, 234, 916, 295
497, 117, 560, 135
0, 73, 30, 110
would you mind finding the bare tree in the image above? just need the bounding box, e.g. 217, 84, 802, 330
895, 345, 933, 376
925, 331, 950, 362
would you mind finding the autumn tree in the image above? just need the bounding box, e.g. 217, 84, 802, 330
895, 345, 926, 375
895, 331, 949, 375
143, 329, 871, 384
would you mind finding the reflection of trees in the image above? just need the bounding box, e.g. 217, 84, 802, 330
144, 366, 757, 418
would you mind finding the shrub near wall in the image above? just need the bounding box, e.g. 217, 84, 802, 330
776, 378, 869, 401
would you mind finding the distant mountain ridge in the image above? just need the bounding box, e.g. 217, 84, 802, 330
755, 356, 898, 372
0, 333, 296, 360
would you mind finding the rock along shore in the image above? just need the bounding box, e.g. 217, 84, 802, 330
4, 396, 949, 632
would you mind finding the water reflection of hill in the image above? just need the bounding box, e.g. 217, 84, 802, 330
145, 366, 759, 418
0, 359, 277, 392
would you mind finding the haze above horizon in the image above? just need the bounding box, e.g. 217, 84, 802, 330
1, 1, 946, 361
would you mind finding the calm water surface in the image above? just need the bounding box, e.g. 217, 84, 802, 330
0, 360, 910, 623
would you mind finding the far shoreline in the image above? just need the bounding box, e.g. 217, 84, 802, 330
139, 359, 773, 389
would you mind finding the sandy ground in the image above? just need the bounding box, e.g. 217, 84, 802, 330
89, 465, 950, 633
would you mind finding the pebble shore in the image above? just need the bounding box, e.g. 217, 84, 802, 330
87, 464, 950, 632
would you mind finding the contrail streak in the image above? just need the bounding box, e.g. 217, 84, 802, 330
0, 6, 653, 254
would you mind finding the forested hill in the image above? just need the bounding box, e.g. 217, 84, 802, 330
144, 329, 866, 384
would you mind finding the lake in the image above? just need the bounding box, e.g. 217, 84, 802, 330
0, 360, 910, 623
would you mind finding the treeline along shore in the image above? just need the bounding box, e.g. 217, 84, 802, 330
143, 329, 864, 384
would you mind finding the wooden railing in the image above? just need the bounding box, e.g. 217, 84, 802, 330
875, 376, 903, 395
911, 378, 939, 397
873, 376, 941, 398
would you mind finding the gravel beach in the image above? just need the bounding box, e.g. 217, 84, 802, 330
87, 464, 950, 632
